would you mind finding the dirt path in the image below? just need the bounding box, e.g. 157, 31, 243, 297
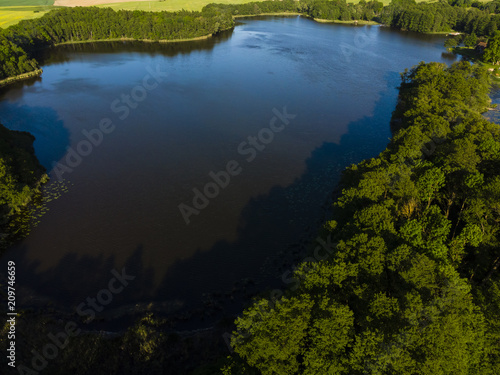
54, 0, 151, 6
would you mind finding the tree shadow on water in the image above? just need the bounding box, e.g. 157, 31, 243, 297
0, 105, 70, 170
3, 245, 155, 322
1, 71, 402, 330
152, 71, 401, 317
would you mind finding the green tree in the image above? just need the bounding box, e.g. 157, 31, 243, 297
444, 36, 459, 49
464, 32, 478, 47
231, 296, 314, 375
484, 30, 500, 64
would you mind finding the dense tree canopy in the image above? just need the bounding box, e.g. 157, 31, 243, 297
0, 33, 38, 80
484, 30, 500, 64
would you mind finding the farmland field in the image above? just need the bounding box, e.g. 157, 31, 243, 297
0, 6, 54, 28
0, 0, 54, 28
0, 0, 54, 5
94, 0, 267, 12
92, 0, 488, 10
54, 0, 150, 6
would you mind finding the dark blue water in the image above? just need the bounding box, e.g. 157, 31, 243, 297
0, 16, 454, 322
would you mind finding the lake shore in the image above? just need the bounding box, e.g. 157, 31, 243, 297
0, 69, 43, 87
234, 12, 301, 18
452, 46, 500, 82
313, 17, 379, 25
55, 33, 215, 46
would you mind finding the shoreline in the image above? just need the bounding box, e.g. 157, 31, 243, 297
54, 33, 215, 46
0, 69, 43, 87
0, 13, 448, 84
313, 17, 379, 25
452, 46, 500, 81
0, 125, 48, 253
234, 12, 300, 18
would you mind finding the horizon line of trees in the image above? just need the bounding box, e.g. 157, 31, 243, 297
0, 5, 234, 79
4, 6, 234, 51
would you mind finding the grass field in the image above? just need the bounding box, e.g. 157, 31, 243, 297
88, 0, 487, 12
0, 0, 54, 28
0, 0, 54, 6
0, 6, 55, 28
95, 0, 265, 12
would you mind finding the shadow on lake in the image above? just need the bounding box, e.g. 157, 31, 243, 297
0, 105, 69, 170
34, 29, 235, 67
4, 71, 400, 330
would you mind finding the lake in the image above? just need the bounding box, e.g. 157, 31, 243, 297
0, 16, 454, 327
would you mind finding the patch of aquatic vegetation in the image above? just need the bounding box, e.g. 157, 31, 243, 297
1, 179, 72, 250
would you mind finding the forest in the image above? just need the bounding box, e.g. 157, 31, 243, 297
0, 6, 234, 80
0, 34, 38, 80
223, 61, 500, 374
3, 0, 500, 79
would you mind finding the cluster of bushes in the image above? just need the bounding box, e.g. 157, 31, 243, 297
0, 124, 46, 229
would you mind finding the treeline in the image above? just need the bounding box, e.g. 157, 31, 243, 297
295, 0, 500, 35
223, 61, 500, 374
0, 6, 234, 79
452, 0, 500, 13
301, 0, 384, 21
205, 0, 385, 22
204, 0, 299, 16
4, 6, 234, 50
385, 0, 500, 34
4, 0, 500, 80
209, 0, 500, 34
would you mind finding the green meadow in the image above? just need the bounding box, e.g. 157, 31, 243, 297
94, 0, 423, 12
0, 7, 54, 28
0, 0, 54, 28
95, 0, 266, 12
0, 0, 54, 5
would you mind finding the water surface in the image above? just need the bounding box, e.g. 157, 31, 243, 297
0, 16, 453, 323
